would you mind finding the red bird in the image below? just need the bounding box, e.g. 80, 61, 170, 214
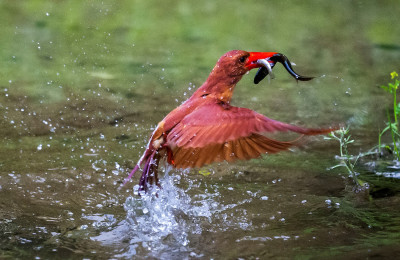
121, 50, 335, 192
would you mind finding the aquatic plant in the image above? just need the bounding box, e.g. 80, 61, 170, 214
325, 127, 369, 188
378, 71, 400, 160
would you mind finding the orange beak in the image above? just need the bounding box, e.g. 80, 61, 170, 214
245, 52, 278, 70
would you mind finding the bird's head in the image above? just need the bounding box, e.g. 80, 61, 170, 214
214, 50, 314, 84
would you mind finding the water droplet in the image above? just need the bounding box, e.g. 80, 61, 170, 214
80, 224, 88, 230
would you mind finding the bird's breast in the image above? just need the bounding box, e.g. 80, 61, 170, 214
211, 88, 233, 103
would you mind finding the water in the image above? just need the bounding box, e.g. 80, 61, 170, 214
94, 172, 271, 258
108, 174, 209, 258
1, 0, 400, 259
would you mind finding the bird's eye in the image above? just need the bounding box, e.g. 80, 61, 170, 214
239, 56, 246, 63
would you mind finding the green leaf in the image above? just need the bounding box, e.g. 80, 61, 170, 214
198, 169, 212, 176
380, 85, 390, 93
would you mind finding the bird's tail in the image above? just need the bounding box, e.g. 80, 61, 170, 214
138, 150, 161, 193
119, 149, 161, 193
292, 126, 339, 136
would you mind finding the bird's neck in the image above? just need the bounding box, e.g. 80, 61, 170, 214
194, 69, 244, 103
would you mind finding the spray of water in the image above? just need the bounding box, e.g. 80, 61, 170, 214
93, 170, 219, 258
93, 167, 257, 258
123, 173, 211, 255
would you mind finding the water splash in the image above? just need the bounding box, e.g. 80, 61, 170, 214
366, 160, 400, 179
92, 173, 217, 257
91, 169, 262, 258
121, 173, 213, 256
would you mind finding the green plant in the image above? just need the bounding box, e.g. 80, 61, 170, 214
325, 127, 368, 188
326, 72, 400, 190
378, 71, 400, 160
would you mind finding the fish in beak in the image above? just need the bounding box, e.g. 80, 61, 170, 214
246, 52, 314, 84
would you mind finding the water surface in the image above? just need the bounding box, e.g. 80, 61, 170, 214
1, 0, 400, 259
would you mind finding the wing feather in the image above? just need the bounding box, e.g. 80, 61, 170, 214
167, 102, 335, 168
172, 134, 295, 169
167, 102, 334, 149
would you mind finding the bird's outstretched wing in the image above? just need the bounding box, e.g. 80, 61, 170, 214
166, 102, 334, 168
171, 133, 294, 168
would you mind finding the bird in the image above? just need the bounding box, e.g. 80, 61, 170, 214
121, 50, 336, 193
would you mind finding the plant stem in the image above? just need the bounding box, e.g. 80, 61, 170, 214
388, 114, 400, 160
394, 88, 398, 125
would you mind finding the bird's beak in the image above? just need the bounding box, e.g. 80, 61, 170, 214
245, 52, 278, 70
246, 52, 314, 84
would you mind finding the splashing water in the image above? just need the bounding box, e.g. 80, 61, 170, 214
94, 172, 217, 258
92, 169, 257, 258
122, 174, 212, 256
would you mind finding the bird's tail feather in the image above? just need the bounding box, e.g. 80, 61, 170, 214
119, 164, 140, 190
119, 149, 161, 193
138, 150, 160, 193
